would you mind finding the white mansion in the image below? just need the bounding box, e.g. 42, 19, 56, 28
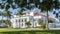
10, 10, 60, 28
10, 11, 46, 28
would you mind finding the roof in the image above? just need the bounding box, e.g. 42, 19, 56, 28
34, 13, 43, 16
48, 16, 55, 21
34, 12, 55, 21
14, 11, 55, 21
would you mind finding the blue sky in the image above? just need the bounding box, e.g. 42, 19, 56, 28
0, 7, 59, 19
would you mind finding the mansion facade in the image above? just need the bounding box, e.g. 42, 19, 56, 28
10, 11, 47, 28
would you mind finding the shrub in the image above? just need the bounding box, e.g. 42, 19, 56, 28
41, 23, 46, 29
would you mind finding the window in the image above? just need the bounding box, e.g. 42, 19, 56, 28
25, 19, 26, 22
22, 23, 23, 26
16, 20, 17, 23
19, 19, 20, 22
22, 20, 23, 22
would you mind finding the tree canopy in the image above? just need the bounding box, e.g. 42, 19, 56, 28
0, 0, 60, 10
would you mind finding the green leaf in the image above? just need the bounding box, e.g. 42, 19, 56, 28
1, 5, 4, 9
5, 4, 10, 10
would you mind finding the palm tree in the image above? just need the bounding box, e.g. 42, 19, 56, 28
38, 0, 59, 29
3, 10, 12, 27
3, 10, 12, 19
39, 0, 53, 29
15, 10, 23, 16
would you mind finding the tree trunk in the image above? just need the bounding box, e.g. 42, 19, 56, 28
46, 11, 49, 30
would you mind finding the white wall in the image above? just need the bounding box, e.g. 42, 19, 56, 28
10, 14, 43, 28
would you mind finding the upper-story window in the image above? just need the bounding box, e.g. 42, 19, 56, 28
19, 19, 20, 22
22, 19, 23, 22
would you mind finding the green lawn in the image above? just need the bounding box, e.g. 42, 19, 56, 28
0, 28, 60, 34
0, 28, 20, 32
0, 28, 43, 32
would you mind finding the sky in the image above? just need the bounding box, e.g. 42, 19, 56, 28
0, 7, 59, 20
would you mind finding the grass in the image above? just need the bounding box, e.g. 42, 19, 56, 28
0, 28, 43, 32
0, 28, 60, 34
0, 28, 20, 32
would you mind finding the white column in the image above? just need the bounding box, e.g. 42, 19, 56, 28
17, 19, 19, 28
23, 19, 26, 28
20, 19, 22, 28
13, 19, 16, 28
